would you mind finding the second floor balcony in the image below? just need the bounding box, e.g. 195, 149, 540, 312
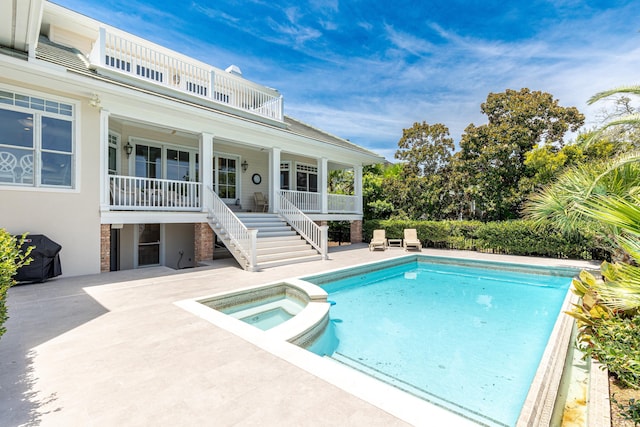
89, 28, 283, 122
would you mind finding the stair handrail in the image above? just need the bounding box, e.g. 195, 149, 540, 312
206, 186, 258, 270
277, 191, 328, 260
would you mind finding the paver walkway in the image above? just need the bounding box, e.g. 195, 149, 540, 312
0, 245, 599, 426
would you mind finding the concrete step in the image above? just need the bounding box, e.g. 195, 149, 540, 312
256, 238, 307, 249
256, 249, 320, 263
258, 254, 324, 269
256, 243, 309, 256
256, 230, 298, 238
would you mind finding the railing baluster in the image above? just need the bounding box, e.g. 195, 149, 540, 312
108, 175, 201, 211
94, 29, 285, 118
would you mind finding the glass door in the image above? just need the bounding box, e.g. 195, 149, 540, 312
213, 155, 239, 203
137, 224, 160, 266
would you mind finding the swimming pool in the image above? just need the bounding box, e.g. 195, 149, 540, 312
302, 256, 577, 427
177, 254, 585, 426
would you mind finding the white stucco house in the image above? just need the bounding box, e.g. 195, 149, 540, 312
0, 1, 383, 276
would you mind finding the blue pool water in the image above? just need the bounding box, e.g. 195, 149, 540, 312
303, 257, 575, 427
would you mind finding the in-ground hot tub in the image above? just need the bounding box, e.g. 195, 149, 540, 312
177, 280, 332, 347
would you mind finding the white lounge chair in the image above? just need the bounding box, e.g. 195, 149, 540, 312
403, 228, 422, 251
369, 229, 387, 251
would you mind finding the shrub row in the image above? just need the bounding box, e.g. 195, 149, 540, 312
363, 219, 604, 260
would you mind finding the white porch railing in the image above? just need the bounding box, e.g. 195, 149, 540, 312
328, 194, 359, 213
207, 186, 258, 271
90, 28, 283, 122
280, 190, 321, 212
109, 175, 200, 211
280, 190, 360, 214
277, 191, 328, 259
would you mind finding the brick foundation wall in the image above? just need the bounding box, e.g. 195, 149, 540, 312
350, 220, 363, 244
100, 224, 110, 272
194, 223, 214, 262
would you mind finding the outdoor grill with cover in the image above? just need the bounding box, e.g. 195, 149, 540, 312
15, 234, 62, 283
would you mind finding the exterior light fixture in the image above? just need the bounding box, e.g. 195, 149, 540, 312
124, 141, 133, 158
241, 160, 248, 172
89, 93, 101, 108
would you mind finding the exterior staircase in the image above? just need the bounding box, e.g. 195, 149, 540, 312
212, 212, 323, 269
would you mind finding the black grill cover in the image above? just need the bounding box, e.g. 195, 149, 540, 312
15, 234, 62, 283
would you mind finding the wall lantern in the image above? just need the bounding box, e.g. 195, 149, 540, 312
124, 141, 133, 158
241, 160, 248, 172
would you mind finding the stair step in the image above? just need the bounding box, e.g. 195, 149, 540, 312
257, 230, 298, 238
257, 239, 307, 249
258, 234, 304, 244
257, 249, 320, 263
257, 244, 310, 255
242, 221, 287, 228
208, 211, 325, 271
258, 254, 324, 269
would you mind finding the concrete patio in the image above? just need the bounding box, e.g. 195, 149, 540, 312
0, 244, 600, 426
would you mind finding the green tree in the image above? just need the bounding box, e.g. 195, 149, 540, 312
457, 88, 585, 220
393, 122, 455, 220
328, 169, 354, 195
362, 163, 397, 220
395, 122, 454, 176
1, 230, 32, 339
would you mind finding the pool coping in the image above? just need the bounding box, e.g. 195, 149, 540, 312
176, 253, 593, 427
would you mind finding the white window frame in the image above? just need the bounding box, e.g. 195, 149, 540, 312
0, 87, 78, 191
280, 161, 291, 190
108, 131, 121, 175
212, 151, 241, 203
129, 137, 198, 181
295, 162, 318, 192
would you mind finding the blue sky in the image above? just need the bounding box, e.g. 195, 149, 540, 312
55, 0, 640, 160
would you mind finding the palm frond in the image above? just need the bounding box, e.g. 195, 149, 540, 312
581, 194, 640, 236
588, 85, 640, 105
582, 115, 640, 148
594, 262, 640, 311
586, 151, 640, 196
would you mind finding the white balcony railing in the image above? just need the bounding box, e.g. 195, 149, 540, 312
327, 194, 358, 213
109, 175, 201, 211
280, 190, 359, 214
90, 28, 283, 122
280, 190, 321, 212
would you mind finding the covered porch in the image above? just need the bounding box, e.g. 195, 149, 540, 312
100, 116, 364, 217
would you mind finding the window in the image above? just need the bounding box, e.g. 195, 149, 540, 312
135, 144, 162, 179
166, 149, 191, 181
0, 90, 74, 187
131, 139, 197, 183
280, 162, 290, 190
296, 163, 318, 192
108, 133, 120, 175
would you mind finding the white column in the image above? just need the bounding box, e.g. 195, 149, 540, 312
200, 132, 214, 212
354, 165, 363, 214
320, 157, 328, 214
99, 108, 110, 211
269, 147, 281, 212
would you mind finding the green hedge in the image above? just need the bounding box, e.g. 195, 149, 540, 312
0, 230, 32, 339
363, 219, 603, 260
